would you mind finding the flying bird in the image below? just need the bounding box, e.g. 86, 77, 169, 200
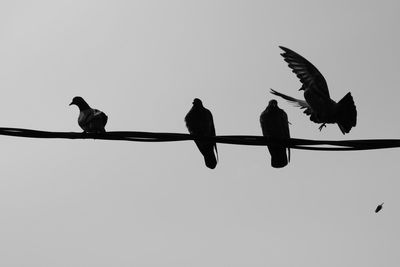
375, 202, 384, 213
260, 99, 290, 168
69, 96, 108, 133
271, 46, 357, 134
185, 98, 218, 169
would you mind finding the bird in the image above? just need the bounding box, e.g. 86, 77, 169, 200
270, 46, 357, 134
375, 202, 384, 213
185, 98, 218, 169
260, 99, 290, 168
69, 96, 108, 133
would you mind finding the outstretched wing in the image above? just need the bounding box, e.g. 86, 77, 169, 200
279, 46, 330, 98
270, 88, 313, 116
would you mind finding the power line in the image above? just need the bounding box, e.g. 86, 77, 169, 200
0, 127, 398, 151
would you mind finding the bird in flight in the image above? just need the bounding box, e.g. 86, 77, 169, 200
69, 96, 108, 133
260, 99, 290, 168
375, 202, 384, 213
185, 98, 218, 169
271, 46, 357, 134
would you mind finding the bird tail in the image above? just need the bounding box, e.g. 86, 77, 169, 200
195, 141, 218, 169
204, 150, 217, 169
268, 145, 289, 168
336, 93, 357, 134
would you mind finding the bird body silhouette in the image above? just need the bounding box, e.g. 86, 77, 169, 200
375, 202, 384, 213
70, 96, 108, 133
271, 46, 357, 134
185, 98, 218, 169
260, 99, 290, 168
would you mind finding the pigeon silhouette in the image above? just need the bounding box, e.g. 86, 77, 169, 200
185, 98, 218, 169
375, 202, 384, 213
271, 46, 357, 134
69, 96, 108, 133
260, 99, 290, 168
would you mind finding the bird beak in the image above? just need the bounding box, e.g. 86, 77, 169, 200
69, 101, 74, 106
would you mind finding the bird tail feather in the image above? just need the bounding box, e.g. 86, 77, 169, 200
336, 93, 357, 134
195, 141, 218, 169
204, 151, 217, 169
268, 145, 288, 168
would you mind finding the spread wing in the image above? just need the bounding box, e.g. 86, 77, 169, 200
270, 89, 313, 116
279, 46, 330, 98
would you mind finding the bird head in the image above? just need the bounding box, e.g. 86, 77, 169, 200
193, 98, 203, 106
268, 99, 278, 107
69, 96, 90, 110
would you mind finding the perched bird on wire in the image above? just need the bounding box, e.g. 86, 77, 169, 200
185, 98, 218, 169
69, 96, 108, 133
270, 46, 357, 134
260, 99, 290, 168
375, 202, 384, 213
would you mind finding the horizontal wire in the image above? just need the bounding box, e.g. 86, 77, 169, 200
0, 127, 398, 151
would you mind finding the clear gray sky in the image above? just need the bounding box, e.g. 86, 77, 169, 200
0, 0, 399, 266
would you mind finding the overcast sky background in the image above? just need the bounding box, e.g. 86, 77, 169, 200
0, 1, 399, 266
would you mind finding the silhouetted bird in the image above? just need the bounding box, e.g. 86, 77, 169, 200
375, 202, 384, 213
271, 46, 357, 134
185, 98, 218, 169
260, 99, 290, 168
69, 96, 108, 133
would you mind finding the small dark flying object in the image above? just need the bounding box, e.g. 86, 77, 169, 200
69, 96, 108, 133
260, 99, 290, 168
375, 202, 384, 213
185, 98, 218, 169
271, 46, 357, 134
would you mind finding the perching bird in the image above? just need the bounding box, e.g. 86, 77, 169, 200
375, 202, 384, 213
185, 98, 218, 169
260, 99, 290, 168
271, 46, 357, 134
69, 96, 108, 133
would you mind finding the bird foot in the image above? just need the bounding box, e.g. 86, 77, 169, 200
318, 123, 326, 131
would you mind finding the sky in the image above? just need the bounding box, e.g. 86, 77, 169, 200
0, 0, 399, 266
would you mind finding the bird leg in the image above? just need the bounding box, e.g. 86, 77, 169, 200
318, 123, 326, 131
